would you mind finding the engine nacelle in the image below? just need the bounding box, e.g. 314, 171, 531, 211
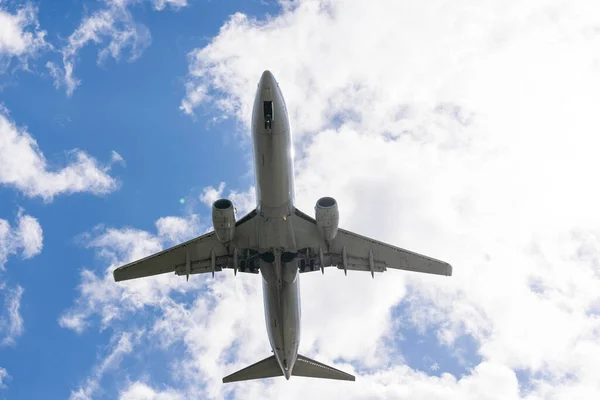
212, 198, 236, 243
315, 196, 339, 243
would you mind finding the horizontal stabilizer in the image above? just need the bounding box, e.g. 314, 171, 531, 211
292, 355, 355, 381
222, 355, 282, 383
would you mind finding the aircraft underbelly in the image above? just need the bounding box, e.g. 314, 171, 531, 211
261, 268, 300, 373
255, 217, 297, 250
254, 130, 295, 218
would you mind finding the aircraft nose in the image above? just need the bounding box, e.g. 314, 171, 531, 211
259, 70, 277, 89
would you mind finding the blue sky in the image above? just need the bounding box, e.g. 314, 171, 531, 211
1, 1, 600, 399
1, 1, 273, 398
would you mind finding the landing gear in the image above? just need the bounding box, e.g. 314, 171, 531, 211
281, 252, 297, 263
299, 259, 307, 272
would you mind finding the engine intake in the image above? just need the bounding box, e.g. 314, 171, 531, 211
212, 198, 236, 243
315, 196, 339, 244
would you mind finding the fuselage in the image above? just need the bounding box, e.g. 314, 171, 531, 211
251, 70, 301, 379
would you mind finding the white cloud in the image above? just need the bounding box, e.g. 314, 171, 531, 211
65, 0, 600, 398
0, 366, 8, 389
119, 381, 183, 400
0, 3, 48, 72
59, 216, 209, 333
199, 183, 256, 216
0, 109, 119, 200
70, 331, 141, 400
0, 211, 41, 346
199, 182, 226, 207
228, 186, 256, 217
49, 0, 187, 95
0, 285, 23, 346
151, 0, 188, 12
0, 211, 43, 269
155, 215, 201, 244
16, 211, 43, 259
110, 150, 126, 166
178, 0, 600, 396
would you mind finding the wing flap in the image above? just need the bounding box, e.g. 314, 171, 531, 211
112, 232, 226, 282
332, 228, 452, 276
292, 208, 452, 277
113, 210, 259, 282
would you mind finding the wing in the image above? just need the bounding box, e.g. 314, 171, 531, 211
113, 210, 259, 282
292, 208, 452, 277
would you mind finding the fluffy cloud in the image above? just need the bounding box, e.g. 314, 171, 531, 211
200, 183, 256, 216
199, 182, 226, 207
119, 382, 183, 400
49, 0, 187, 95
66, 0, 600, 398
59, 214, 207, 333
181, 0, 600, 396
0, 3, 48, 72
155, 215, 201, 245
16, 212, 43, 259
0, 109, 119, 200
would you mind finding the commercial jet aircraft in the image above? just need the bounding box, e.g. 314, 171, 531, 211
113, 70, 453, 383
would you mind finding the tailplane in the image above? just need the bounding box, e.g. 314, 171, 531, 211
222, 355, 282, 383
222, 354, 355, 383
292, 354, 355, 381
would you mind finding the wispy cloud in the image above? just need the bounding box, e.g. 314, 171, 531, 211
151, 0, 188, 12
0, 366, 8, 389
69, 331, 141, 400
0, 108, 120, 201
0, 285, 23, 346
0, 211, 42, 347
48, 0, 187, 95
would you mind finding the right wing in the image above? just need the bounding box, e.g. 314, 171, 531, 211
113, 210, 258, 282
292, 208, 452, 277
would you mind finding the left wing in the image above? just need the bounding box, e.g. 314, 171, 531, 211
113, 210, 258, 282
292, 208, 452, 277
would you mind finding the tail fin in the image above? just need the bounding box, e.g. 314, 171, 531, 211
292, 354, 355, 381
222, 355, 282, 383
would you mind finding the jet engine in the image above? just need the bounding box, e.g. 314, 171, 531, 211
315, 196, 339, 243
212, 198, 236, 243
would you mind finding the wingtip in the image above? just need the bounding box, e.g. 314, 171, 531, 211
446, 263, 453, 276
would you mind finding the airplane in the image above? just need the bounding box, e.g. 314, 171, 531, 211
113, 70, 453, 383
